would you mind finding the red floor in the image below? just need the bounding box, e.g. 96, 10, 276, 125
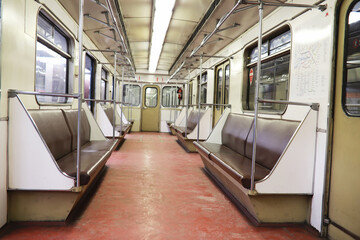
1, 132, 323, 240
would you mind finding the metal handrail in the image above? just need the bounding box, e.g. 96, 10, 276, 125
258, 99, 319, 109
200, 103, 232, 107
83, 99, 114, 103
345, 103, 360, 107
8, 90, 79, 98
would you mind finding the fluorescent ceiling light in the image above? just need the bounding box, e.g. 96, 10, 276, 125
149, 0, 176, 73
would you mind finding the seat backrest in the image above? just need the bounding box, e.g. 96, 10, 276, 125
186, 110, 205, 131
222, 114, 253, 156
104, 107, 114, 124
29, 110, 72, 160
245, 118, 299, 170
62, 109, 91, 151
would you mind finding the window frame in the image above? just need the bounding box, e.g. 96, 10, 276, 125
35, 11, 73, 105
243, 27, 291, 115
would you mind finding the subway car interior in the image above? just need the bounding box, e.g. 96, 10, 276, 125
0, 0, 359, 239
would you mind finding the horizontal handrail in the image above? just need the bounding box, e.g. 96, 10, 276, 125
83, 98, 114, 103
200, 103, 232, 107
345, 103, 360, 107
8, 90, 80, 98
258, 99, 319, 111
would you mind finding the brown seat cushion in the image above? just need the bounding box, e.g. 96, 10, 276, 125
195, 142, 223, 157
222, 114, 253, 156
209, 146, 270, 188
29, 110, 72, 160
62, 109, 91, 151
57, 150, 110, 178
81, 140, 118, 153
245, 118, 299, 170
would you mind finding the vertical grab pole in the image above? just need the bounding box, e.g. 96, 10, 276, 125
127, 82, 130, 122
113, 53, 117, 140
130, 83, 133, 121
76, 0, 84, 188
121, 65, 124, 135
185, 70, 190, 138
250, 1, 263, 192
197, 56, 202, 142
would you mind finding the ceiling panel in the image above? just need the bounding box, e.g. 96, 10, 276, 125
124, 18, 150, 42
172, 0, 214, 22
119, 0, 152, 18
165, 19, 198, 45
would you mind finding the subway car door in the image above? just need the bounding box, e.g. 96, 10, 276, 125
213, 61, 230, 126
141, 85, 160, 131
327, 0, 360, 239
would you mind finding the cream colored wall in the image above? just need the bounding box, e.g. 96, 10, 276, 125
0, 0, 116, 116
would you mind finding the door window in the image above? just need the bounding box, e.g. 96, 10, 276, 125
145, 87, 158, 107
344, 1, 360, 115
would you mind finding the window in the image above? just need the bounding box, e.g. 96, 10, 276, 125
84, 54, 96, 111
35, 12, 72, 104
101, 68, 108, 101
162, 86, 179, 107
188, 81, 193, 105
243, 29, 291, 113
200, 72, 207, 104
196, 72, 207, 105
145, 87, 158, 107
123, 84, 141, 106
224, 65, 230, 105
344, 1, 360, 115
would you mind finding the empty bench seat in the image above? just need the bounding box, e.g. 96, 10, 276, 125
196, 114, 298, 188
29, 109, 118, 185
103, 107, 132, 135
194, 113, 308, 224
173, 110, 207, 152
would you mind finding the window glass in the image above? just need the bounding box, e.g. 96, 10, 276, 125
35, 13, 71, 104
188, 82, 193, 105
224, 64, 230, 105
270, 30, 291, 55
244, 29, 291, 114
200, 72, 207, 104
145, 87, 158, 107
100, 68, 108, 100
100, 80, 106, 100
216, 69, 223, 109
37, 14, 68, 52
84, 54, 95, 110
101, 68, 108, 80
162, 86, 178, 107
249, 41, 269, 63
123, 84, 141, 106
344, 2, 360, 115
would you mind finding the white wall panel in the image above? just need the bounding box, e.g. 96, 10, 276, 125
0, 121, 7, 228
